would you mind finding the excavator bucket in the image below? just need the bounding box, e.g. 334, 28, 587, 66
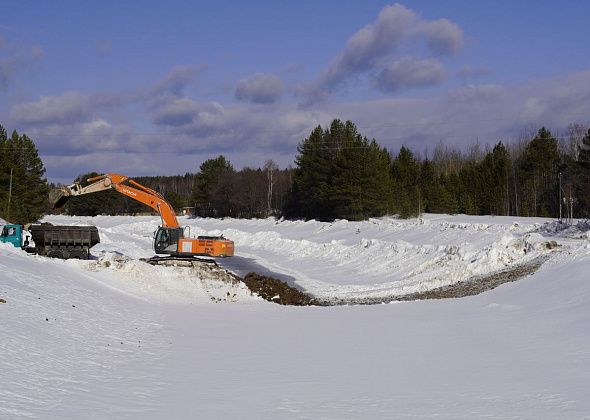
48, 188, 72, 209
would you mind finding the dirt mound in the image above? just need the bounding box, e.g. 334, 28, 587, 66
242, 272, 320, 306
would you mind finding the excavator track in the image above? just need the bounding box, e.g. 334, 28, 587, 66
140, 255, 219, 267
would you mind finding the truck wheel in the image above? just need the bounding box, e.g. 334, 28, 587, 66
48, 250, 64, 259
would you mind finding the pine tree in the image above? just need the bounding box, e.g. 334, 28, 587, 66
331, 137, 390, 220
0, 126, 49, 224
191, 155, 235, 217
456, 163, 478, 215
478, 142, 510, 215
288, 120, 392, 220
575, 129, 590, 216
518, 127, 559, 216
289, 125, 333, 219
391, 146, 420, 218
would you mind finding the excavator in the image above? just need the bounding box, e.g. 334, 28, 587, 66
49, 173, 234, 258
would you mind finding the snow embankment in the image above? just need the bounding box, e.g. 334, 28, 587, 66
40, 214, 586, 302
195, 215, 573, 300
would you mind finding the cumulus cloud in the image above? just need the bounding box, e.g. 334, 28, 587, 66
152, 97, 226, 135
8, 64, 207, 127
317, 3, 418, 93
304, 3, 464, 102
415, 18, 463, 56
10, 91, 94, 125
153, 65, 206, 96
373, 56, 447, 93
152, 97, 201, 126
235, 73, 284, 104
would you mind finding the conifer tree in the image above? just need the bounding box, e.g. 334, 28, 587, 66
575, 129, 590, 216
518, 127, 559, 216
455, 163, 478, 215
191, 155, 235, 217
0, 126, 49, 224
391, 146, 420, 218
478, 142, 510, 215
289, 125, 331, 219
332, 137, 390, 220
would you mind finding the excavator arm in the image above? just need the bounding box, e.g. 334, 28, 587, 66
50, 173, 180, 228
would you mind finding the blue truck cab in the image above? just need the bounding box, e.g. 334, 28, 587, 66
0, 224, 24, 248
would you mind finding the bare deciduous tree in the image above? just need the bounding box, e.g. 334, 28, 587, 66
264, 159, 278, 217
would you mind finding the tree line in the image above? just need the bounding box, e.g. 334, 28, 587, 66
286, 120, 590, 220
1, 120, 590, 224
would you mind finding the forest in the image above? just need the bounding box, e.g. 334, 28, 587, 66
1, 120, 589, 224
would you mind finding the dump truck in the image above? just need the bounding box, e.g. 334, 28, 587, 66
0, 222, 100, 259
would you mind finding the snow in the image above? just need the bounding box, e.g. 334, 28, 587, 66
1, 214, 590, 418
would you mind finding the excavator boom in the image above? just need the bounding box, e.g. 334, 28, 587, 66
51, 173, 179, 228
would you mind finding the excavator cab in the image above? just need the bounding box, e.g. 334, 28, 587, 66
154, 226, 182, 254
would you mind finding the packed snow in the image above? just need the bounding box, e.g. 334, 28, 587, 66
1, 214, 590, 418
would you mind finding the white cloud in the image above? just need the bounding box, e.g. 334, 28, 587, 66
415, 18, 464, 56
235, 73, 284, 104
373, 56, 447, 93
303, 3, 464, 102
153, 65, 205, 96
10, 92, 93, 125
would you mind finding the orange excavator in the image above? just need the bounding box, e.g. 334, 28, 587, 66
49, 173, 234, 258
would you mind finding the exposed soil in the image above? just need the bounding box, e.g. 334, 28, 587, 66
241, 272, 320, 306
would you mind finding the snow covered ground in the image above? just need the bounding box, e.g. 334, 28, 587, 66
1, 214, 590, 418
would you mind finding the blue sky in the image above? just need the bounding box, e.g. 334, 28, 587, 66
2, 1, 590, 182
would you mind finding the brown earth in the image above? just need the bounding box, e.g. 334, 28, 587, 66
241, 272, 320, 306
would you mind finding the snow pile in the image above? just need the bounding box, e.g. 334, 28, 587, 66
82, 252, 253, 304
192, 215, 562, 299
539, 219, 590, 239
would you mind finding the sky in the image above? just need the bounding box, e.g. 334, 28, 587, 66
1, 0, 590, 183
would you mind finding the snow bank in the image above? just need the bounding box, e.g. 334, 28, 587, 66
41, 214, 573, 301
83, 252, 253, 304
